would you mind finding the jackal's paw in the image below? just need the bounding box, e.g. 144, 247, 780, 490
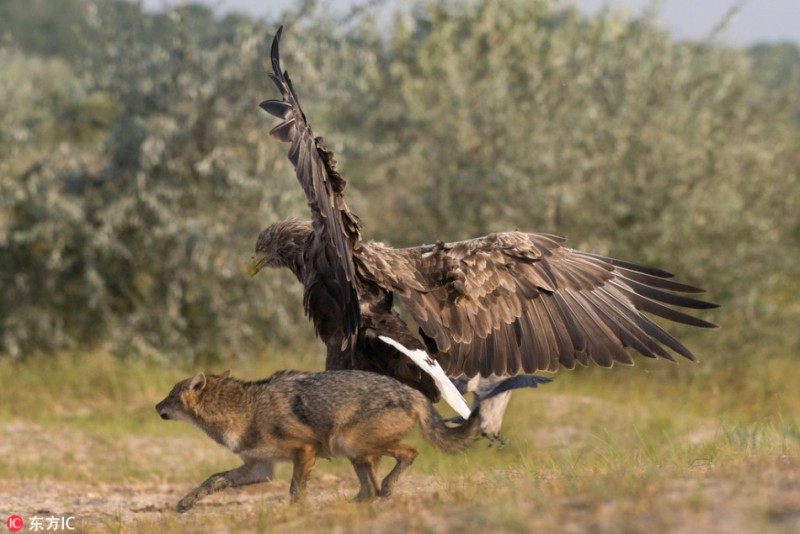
175, 497, 196, 513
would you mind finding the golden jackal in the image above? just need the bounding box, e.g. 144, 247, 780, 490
156, 369, 480, 511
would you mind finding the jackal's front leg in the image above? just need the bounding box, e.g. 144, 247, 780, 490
289, 445, 318, 504
176, 460, 275, 513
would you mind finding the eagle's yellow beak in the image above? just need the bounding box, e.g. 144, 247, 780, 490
247, 253, 268, 277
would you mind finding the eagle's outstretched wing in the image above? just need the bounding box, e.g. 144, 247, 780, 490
260, 27, 361, 346
359, 232, 718, 377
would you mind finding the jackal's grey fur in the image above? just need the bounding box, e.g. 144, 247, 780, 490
156, 369, 480, 511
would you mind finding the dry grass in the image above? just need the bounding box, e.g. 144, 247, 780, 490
0, 350, 798, 533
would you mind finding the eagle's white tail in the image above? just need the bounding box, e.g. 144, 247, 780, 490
378, 335, 471, 419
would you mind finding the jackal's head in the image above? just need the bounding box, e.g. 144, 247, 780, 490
156, 370, 231, 424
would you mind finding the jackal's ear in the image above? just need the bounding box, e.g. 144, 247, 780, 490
189, 373, 207, 392
218, 369, 231, 378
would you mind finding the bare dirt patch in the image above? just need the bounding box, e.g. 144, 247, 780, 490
1, 409, 799, 533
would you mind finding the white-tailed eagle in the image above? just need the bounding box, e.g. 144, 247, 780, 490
248, 27, 717, 430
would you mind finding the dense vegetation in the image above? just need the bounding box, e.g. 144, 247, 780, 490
1, 0, 798, 371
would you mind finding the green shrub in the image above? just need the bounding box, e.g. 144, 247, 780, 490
1, 0, 797, 365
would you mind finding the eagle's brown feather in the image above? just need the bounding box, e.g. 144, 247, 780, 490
356, 235, 716, 377
254, 27, 717, 395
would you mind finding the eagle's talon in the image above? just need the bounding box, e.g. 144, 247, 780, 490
482, 432, 508, 449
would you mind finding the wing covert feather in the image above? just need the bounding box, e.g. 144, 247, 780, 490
358, 232, 716, 377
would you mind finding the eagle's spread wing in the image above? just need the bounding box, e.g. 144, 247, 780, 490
359, 232, 717, 377
260, 27, 361, 345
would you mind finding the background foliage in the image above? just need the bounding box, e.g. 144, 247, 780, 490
0, 0, 798, 369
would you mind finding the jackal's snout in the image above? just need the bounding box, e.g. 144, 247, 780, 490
155, 400, 171, 420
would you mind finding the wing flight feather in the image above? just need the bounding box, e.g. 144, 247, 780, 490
261, 27, 361, 344
358, 232, 717, 377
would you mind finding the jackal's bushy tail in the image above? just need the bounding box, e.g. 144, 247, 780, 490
416, 399, 481, 453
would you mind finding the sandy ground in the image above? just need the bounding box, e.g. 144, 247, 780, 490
1, 400, 799, 533
0, 477, 347, 530
3, 465, 799, 533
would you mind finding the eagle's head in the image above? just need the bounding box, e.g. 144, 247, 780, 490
247, 218, 313, 277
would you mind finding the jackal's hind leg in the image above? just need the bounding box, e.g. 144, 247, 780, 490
289, 445, 318, 504
350, 455, 380, 501
378, 444, 418, 498
176, 460, 275, 513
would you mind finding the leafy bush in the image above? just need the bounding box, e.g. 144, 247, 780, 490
1, 0, 798, 365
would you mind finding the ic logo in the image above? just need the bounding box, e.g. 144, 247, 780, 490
6, 515, 23, 532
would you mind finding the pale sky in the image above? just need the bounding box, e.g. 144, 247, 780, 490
140, 0, 800, 46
